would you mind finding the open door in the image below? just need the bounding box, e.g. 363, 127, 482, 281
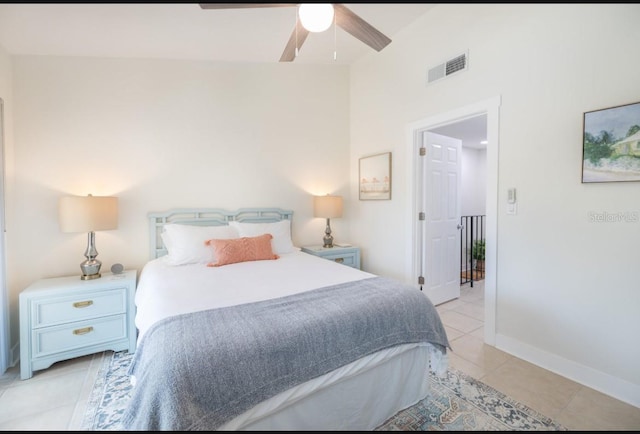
418, 131, 462, 305
407, 95, 500, 345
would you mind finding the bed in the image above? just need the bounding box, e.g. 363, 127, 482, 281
122, 208, 450, 431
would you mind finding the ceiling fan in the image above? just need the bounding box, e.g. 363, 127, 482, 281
199, 3, 392, 62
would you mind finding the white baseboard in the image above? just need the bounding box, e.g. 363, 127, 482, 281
495, 333, 640, 409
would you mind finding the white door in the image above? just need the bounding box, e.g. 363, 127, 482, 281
419, 131, 462, 305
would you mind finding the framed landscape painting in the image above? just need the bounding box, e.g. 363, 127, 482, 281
582, 101, 640, 183
359, 152, 392, 200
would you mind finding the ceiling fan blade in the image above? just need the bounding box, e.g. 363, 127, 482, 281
199, 4, 294, 9
280, 20, 310, 62
334, 4, 392, 52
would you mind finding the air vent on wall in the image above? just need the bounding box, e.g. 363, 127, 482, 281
427, 51, 468, 85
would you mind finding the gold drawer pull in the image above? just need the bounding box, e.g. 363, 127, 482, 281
73, 326, 94, 335
73, 300, 93, 308
335, 258, 344, 263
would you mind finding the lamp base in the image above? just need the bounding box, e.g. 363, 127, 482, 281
323, 218, 334, 248
81, 273, 101, 281
80, 232, 102, 280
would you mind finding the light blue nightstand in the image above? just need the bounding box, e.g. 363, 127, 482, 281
19, 270, 137, 380
301, 245, 361, 270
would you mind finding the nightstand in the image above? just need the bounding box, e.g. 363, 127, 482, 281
301, 245, 361, 270
19, 270, 137, 380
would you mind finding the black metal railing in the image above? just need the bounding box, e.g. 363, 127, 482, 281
460, 215, 485, 287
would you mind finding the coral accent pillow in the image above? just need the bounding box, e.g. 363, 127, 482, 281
205, 234, 279, 267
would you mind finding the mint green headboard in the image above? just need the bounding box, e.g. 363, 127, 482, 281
148, 208, 293, 259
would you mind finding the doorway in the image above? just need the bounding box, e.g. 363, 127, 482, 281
405, 96, 500, 346
431, 115, 488, 290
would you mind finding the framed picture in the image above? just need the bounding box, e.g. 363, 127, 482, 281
359, 152, 391, 200
582, 101, 640, 183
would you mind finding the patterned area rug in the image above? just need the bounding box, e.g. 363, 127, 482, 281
82, 351, 566, 431
377, 370, 566, 431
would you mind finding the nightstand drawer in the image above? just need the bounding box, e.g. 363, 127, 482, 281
32, 314, 127, 358
301, 245, 361, 270
32, 288, 127, 328
321, 252, 358, 268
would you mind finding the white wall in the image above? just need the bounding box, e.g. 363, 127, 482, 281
0, 44, 14, 371
8, 57, 351, 352
461, 147, 487, 217
349, 4, 640, 406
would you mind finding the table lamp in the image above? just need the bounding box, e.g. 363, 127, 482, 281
59, 194, 118, 280
313, 195, 343, 248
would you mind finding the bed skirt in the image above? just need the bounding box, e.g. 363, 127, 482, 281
221, 342, 443, 430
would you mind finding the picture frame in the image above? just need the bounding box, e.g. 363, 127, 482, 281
582, 101, 640, 183
359, 152, 392, 200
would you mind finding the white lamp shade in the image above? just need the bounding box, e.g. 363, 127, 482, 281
59, 195, 118, 233
314, 195, 343, 219
298, 4, 334, 33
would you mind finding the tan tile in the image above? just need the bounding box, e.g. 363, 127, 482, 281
0, 403, 76, 430
0, 365, 17, 379
443, 325, 464, 342
460, 283, 484, 301
461, 280, 484, 290
452, 301, 484, 321
435, 298, 465, 312
469, 324, 484, 339
438, 310, 483, 334
0, 365, 19, 390
480, 357, 582, 419
448, 334, 512, 373
0, 369, 86, 422
447, 351, 486, 379
469, 298, 484, 309
25, 353, 95, 383
556, 385, 640, 430
460, 291, 484, 303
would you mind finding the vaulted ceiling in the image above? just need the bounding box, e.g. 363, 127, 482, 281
0, 3, 487, 147
0, 3, 436, 65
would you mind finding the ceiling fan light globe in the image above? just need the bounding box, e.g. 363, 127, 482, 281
298, 4, 334, 33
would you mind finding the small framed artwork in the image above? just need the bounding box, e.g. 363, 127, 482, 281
582, 101, 640, 183
359, 152, 392, 200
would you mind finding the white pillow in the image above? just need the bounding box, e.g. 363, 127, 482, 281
162, 224, 239, 265
228, 220, 295, 255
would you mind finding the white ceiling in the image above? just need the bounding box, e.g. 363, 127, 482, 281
0, 3, 486, 146
431, 115, 488, 150
0, 3, 436, 65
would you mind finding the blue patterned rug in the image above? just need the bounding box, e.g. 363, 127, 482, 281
81, 350, 566, 431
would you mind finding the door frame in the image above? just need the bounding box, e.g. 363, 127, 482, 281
405, 95, 501, 345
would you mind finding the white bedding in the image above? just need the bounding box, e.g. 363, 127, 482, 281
135, 249, 376, 340
133, 249, 447, 430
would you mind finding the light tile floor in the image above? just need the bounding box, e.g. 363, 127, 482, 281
436, 280, 640, 431
0, 280, 638, 430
